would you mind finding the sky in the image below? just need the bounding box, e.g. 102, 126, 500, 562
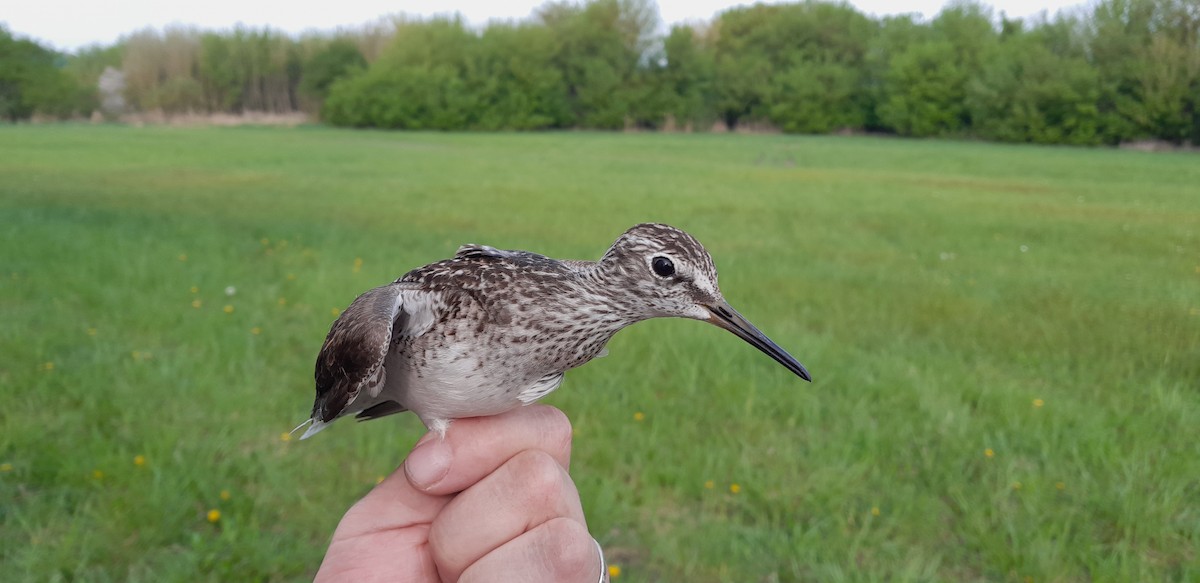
5, 0, 1092, 52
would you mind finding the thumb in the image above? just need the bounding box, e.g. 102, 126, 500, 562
314, 436, 452, 583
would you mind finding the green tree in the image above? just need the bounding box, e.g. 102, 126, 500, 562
470, 23, 570, 130
659, 24, 716, 129
877, 2, 998, 136
967, 17, 1102, 144
712, 1, 874, 132
538, 0, 660, 129
0, 26, 84, 121
299, 39, 366, 107
324, 17, 479, 129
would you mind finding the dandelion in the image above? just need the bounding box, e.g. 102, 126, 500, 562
261, 238, 270, 246
92, 469, 104, 480
984, 448, 995, 458
1056, 482, 1065, 491
190, 285, 199, 294
871, 506, 881, 516
87, 327, 97, 337
608, 565, 621, 578
376, 476, 386, 485
1, 463, 13, 472
224, 286, 236, 297
133, 455, 146, 467
1012, 481, 1022, 490
730, 483, 741, 494
42, 362, 55, 372
220, 489, 232, 501
192, 299, 202, 309
353, 257, 363, 274
178, 253, 188, 262
633, 411, 645, 422
1033, 398, 1044, 408
279, 432, 293, 442
704, 480, 715, 489
278, 297, 287, 306
251, 327, 262, 335
287, 273, 297, 281
331, 307, 341, 317
223, 305, 234, 314
206, 509, 221, 523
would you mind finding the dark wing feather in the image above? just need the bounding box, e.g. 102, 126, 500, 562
311, 284, 404, 423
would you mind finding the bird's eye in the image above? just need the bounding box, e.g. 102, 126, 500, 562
651, 256, 675, 277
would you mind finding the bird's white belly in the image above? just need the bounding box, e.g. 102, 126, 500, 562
381, 339, 533, 424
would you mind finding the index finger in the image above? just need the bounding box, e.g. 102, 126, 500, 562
404, 405, 574, 495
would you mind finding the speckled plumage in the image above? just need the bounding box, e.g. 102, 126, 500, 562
299, 223, 809, 439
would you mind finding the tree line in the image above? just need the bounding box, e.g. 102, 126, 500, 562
2, 0, 1198, 146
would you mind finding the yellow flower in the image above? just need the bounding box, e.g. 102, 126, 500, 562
87, 327, 97, 337
191, 299, 202, 309
0, 463, 13, 472
633, 411, 645, 422
1012, 481, 1022, 490
220, 489, 232, 501
871, 506, 881, 516
42, 362, 54, 371
278, 297, 287, 306
279, 432, 293, 442
286, 273, 296, 281
133, 455, 146, 467
92, 469, 104, 480
206, 509, 221, 523
223, 305, 234, 314
1056, 482, 1066, 491
261, 238, 270, 246
730, 483, 741, 494
190, 286, 199, 294
331, 307, 341, 317
178, 254, 188, 262
1190, 307, 1200, 316
376, 476, 386, 485
1033, 398, 1044, 408
250, 327, 262, 335
984, 448, 994, 458
608, 565, 621, 578
704, 480, 715, 489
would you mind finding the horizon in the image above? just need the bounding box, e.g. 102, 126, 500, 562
5, 0, 1091, 53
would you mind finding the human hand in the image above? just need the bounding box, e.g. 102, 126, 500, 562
314, 405, 605, 583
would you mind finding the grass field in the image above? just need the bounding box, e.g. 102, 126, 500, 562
1, 125, 1198, 582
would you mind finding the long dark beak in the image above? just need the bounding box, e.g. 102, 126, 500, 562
705, 302, 811, 382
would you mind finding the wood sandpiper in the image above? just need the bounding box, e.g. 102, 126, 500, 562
299, 223, 810, 439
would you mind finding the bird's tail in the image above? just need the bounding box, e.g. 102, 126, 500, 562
292, 418, 328, 440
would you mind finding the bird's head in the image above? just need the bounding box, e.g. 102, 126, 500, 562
599, 223, 811, 381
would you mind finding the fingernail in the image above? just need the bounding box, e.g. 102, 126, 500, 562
404, 437, 451, 490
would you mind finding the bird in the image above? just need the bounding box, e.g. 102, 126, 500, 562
297, 223, 810, 439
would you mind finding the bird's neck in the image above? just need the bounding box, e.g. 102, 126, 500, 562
576, 259, 656, 326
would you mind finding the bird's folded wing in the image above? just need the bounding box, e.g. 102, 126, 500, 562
309, 283, 436, 425
517, 372, 565, 404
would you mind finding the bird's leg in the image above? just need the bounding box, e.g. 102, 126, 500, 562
426, 417, 452, 439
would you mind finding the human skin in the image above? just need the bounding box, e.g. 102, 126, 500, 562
314, 405, 602, 583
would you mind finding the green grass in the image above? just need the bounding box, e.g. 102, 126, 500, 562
1, 124, 1198, 582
